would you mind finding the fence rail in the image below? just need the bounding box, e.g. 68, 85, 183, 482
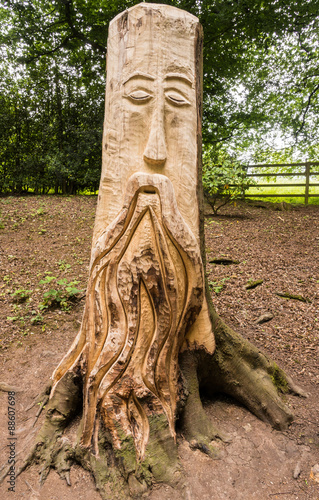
242, 161, 319, 205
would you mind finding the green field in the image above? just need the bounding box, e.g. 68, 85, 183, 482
245, 179, 319, 205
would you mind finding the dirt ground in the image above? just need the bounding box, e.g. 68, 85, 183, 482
0, 195, 318, 500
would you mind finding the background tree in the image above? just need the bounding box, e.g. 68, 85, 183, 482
202, 147, 256, 214
1, 0, 319, 193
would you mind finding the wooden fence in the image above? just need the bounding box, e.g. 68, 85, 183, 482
243, 161, 319, 205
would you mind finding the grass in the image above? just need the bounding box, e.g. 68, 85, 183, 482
245, 180, 319, 205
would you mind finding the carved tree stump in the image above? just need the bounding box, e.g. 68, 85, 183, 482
11, 4, 305, 499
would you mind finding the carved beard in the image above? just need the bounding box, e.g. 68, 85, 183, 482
51, 173, 204, 459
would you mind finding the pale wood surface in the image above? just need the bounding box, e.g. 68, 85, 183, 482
96, 2, 214, 352
51, 3, 215, 457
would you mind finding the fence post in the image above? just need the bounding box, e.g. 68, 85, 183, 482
241, 165, 247, 200
305, 161, 310, 206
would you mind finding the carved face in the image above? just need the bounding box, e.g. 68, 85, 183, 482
121, 68, 195, 168
96, 4, 200, 242
51, 5, 213, 459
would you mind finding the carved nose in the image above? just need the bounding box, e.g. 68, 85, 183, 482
143, 104, 167, 166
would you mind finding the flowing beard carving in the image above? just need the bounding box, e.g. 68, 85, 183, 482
50, 173, 204, 459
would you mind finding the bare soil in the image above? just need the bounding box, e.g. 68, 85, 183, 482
0, 196, 318, 500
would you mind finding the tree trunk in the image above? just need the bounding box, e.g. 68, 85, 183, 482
4, 4, 305, 499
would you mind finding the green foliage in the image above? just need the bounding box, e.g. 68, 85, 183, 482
0, 0, 318, 191
57, 260, 71, 271
30, 311, 44, 325
11, 288, 33, 303
0, 21, 103, 195
39, 276, 83, 311
7, 315, 20, 322
208, 277, 230, 294
203, 147, 255, 214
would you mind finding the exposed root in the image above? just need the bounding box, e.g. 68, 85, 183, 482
1, 297, 306, 498
0, 382, 21, 393
0, 464, 12, 484
279, 370, 308, 398
179, 350, 230, 460
8, 372, 81, 484
74, 414, 184, 499
9, 434, 75, 490
199, 301, 306, 430
39, 438, 74, 485
0, 448, 25, 483
26, 382, 52, 412
188, 439, 221, 460
2, 370, 183, 499
24, 479, 38, 495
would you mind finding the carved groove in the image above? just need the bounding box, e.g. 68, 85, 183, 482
51, 174, 204, 457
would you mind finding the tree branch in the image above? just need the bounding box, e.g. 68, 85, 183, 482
297, 32, 312, 55
58, 0, 105, 54
301, 72, 319, 83
19, 0, 106, 62
210, 133, 235, 144
295, 82, 319, 138
19, 37, 71, 63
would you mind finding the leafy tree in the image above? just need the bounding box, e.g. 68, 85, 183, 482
0, 1, 105, 193
203, 147, 255, 214
1, 0, 319, 194
199, 0, 319, 155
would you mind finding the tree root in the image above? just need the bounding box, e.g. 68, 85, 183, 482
0, 302, 307, 498
198, 304, 307, 431
26, 382, 52, 412
179, 350, 230, 460
1, 369, 183, 499
9, 371, 81, 484
25, 436, 74, 486
0, 382, 21, 393
177, 292, 306, 466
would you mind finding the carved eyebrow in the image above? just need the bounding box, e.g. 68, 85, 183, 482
123, 72, 155, 85
164, 73, 193, 86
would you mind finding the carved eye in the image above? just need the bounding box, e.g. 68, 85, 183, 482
127, 90, 153, 103
166, 91, 190, 106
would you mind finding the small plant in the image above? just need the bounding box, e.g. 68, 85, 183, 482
30, 311, 44, 324
11, 288, 32, 303
7, 316, 20, 322
202, 147, 256, 215
31, 207, 45, 217
57, 260, 71, 271
39, 276, 83, 311
40, 275, 56, 284
208, 277, 230, 294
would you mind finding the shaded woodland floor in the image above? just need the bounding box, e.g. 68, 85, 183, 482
0, 195, 318, 499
